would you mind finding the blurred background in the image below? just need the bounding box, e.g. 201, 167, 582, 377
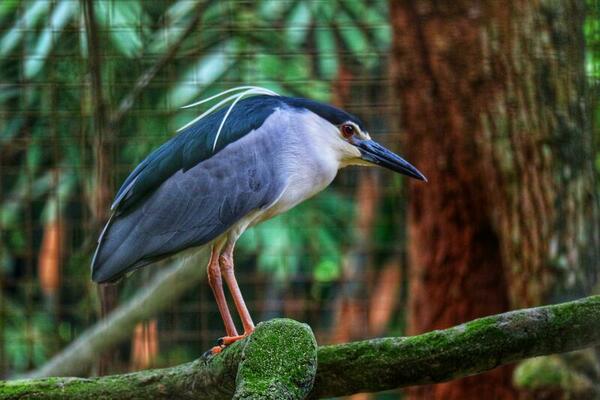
0, 0, 599, 399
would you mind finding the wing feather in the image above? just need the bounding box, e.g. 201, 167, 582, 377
92, 119, 286, 283
111, 95, 284, 213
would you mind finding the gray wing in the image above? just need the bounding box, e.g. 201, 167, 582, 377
91, 128, 285, 283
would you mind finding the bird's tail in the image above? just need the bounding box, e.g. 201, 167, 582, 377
91, 214, 136, 283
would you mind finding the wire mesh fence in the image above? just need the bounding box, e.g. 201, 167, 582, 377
2, 4, 599, 400
0, 0, 408, 381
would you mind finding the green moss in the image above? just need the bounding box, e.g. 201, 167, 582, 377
513, 355, 593, 394
234, 319, 317, 400
514, 356, 567, 388
0, 377, 95, 399
463, 315, 497, 333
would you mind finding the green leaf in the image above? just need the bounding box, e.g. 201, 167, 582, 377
166, 41, 235, 108
147, 0, 202, 55
1, 171, 53, 227
258, 0, 293, 20
165, 0, 201, 21
336, 10, 370, 62
315, 27, 338, 79
338, 0, 391, 49
255, 53, 311, 82
0, 115, 24, 143
255, 218, 295, 280
79, 8, 88, 58
285, 2, 311, 48
314, 258, 340, 282
0, 0, 20, 21
95, 0, 147, 57
24, 0, 77, 78
0, 0, 50, 56
41, 170, 75, 223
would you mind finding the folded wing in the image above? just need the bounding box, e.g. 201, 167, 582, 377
91, 125, 285, 283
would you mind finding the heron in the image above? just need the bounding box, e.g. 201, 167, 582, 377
91, 86, 426, 353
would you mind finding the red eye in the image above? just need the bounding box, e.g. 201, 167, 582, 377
341, 124, 355, 138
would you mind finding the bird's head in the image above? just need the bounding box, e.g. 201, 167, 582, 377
332, 120, 426, 181
288, 97, 426, 182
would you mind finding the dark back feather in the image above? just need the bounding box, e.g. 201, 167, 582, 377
111, 95, 363, 214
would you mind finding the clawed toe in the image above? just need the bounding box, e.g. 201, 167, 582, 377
217, 334, 246, 346
208, 331, 253, 356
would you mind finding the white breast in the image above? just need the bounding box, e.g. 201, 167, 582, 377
256, 109, 341, 222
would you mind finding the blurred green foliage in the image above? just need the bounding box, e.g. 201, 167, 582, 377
1, 0, 596, 380
0, 0, 390, 374
588, 0, 600, 173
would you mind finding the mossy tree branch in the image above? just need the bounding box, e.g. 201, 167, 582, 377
3, 296, 600, 400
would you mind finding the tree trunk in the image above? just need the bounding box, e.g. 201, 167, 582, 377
390, 0, 599, 399
83, 0, 120, 375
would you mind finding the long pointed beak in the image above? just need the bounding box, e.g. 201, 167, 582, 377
357, 139, 427, 182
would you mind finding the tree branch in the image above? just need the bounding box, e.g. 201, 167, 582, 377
311, 295, 600, 398
82, 0, 112, 223
19, 250, 208, 379
4, 296, 600, 399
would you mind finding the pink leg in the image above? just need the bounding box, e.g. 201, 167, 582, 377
220, 242, 255, 335
206, 245, 238, 337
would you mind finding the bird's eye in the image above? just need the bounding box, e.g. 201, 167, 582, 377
341, 124, 355, 139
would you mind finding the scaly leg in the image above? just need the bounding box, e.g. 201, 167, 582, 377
207, 244, 238, 338
220, 241, 255, 340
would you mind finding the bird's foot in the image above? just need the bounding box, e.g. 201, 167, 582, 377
217, 334, 246, 346
210, 332, 252, 355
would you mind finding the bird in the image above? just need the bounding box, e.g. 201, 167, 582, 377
91, 86, 426, 353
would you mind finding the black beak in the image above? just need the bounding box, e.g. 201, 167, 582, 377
357, 139, 427, 181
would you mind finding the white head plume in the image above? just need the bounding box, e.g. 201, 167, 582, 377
177, 86, 280, 151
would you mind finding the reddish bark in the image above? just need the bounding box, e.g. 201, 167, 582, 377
38, 220, 64, 297
130, 319, 159, 371
368, 258, 401, 337
390, 1, 597, 399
